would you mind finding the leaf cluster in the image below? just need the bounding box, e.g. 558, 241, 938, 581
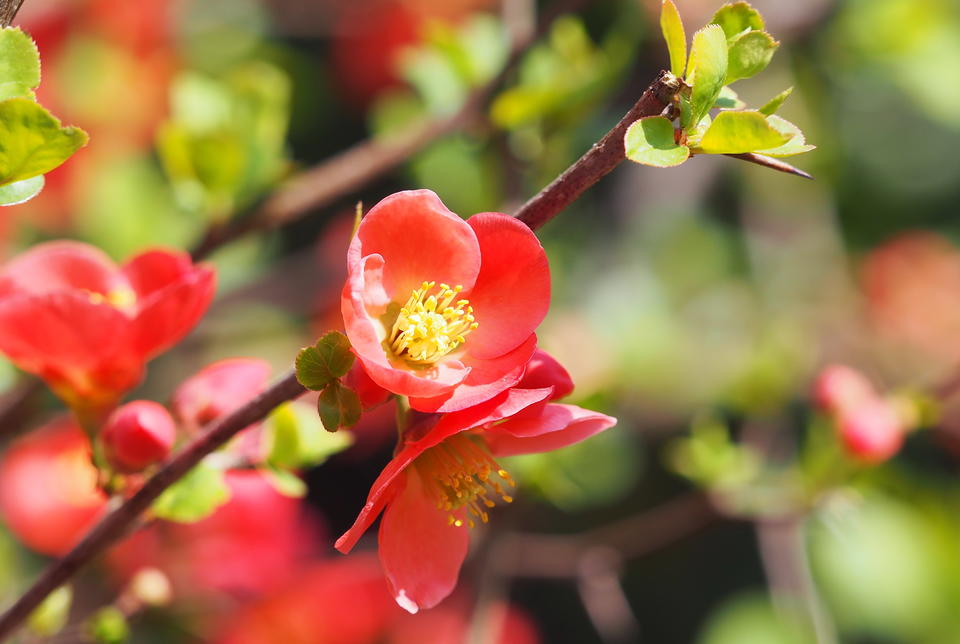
625, 1, 814, 170
296, 331, 363, 433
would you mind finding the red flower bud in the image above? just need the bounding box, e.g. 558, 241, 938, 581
813, 365, 875, 415
838, 398, 905, 464
102, 401, 176, 472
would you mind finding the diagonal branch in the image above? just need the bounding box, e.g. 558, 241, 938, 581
0, 0, 25, 27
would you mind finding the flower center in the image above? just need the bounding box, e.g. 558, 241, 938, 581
388, 281, 477, 365
414, 433, 514, 529
86, 287, 137, 313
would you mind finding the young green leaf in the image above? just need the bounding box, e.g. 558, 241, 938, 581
725, 30, 779, 84
686, 25, 728, 129
87, 606, 129, 644
0, 98, 88, 186
317, 381, 362, 432
758, 86, 793, 115
660, 0, 687, 77
0, 27, 40, 100
262, 467, 308, 498
0, 175, 43, 206
264, 401, 353, 468
624, 116, 690, 168
755, 115, 816, 157
714, 86, 744, 110
151, 462, 231, 523
710, 1, 764, 40
295, 331, 355, 391
27, 585, 72, 637
695, 110, 790, 154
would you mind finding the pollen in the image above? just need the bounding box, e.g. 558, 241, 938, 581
388, 281, 477, 365
414, 433, 515, 530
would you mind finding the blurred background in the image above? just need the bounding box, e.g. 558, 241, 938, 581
2, 0, 960, 642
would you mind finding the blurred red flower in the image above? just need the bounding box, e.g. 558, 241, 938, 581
336, 351, 615, 612
172, 358, 273, 434
342, 190, 549, 413
0, 242, 215, 415
110, 470, 321, 601
0, 418, 107, 556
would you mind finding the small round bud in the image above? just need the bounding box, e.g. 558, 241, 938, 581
838, 398, 905, 465
101, 401, 176, 473
813, 365, 875, 415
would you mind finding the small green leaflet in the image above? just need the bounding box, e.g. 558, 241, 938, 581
695, 110, 790, 154
660, 0, 687, 78
296, 331, 356, 391
758, 87, 793, 116
755, 115, 816, 157
151, 462, 230, 523
685, 25, 727, 130
625, 116, 689, 168
0, 175, 43, 205
0, 98, 88, 187
710, 1, 765, 40
0, 28, 40, 100
725, 30, 778, 84
317, 381, 362, 432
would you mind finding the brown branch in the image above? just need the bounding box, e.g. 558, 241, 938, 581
0, 0, 25, 27
0, 371, 306, 640
513, 70, 681, 231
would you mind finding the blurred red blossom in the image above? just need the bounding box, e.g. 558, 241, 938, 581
212, 553, 539, 644
101, 400, 176, 473
813, 364, 908, 464
336, 350, 614, 612
343, 190, 549, 413
0, 418, 106, 556
0, 242, 215, 415
172, 358, 273, 434
110, 470, 321, 601
861, 231, 960, 369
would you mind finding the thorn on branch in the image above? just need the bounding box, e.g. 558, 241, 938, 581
725, 152, 814, 180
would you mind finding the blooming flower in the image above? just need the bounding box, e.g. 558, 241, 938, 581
335, 351, 616, 613
342, 190, 550, 413
0, 242, 215, 414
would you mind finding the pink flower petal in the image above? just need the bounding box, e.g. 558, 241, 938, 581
130, 265, 216, 358
0, 241, 124, 296
378, 471, 469, 613
350, 190, 481, 299
461, 214, 550, 360
487, 404, 617, 457
518, 349, 574, 400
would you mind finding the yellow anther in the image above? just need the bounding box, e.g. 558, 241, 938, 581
388, 282, 477, 365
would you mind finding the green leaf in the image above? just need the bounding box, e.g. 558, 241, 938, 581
0, 174, 42, 206
725, 30, 779, 84
264, 401, 353, 468
696, 110, 790, 154
685, 113, 712, 148
624, 116, 690, 168
755, 115, 816, 157
87, 606, 129, 644
758, 86, 793, 116
714, 86, 744, 110
296, 331, 355, 391
151, 462, 230, 523
317, 382, 362, 432
27, 585, 72, 637
686, 25, 728, 129
660, 0, 687, 77
710, 2, 765, 40
262, 466, 308, 498
0, 98, 88, 186
0, 28, 40, 100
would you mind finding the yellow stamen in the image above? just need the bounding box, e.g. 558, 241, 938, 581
388, 281, 478, 365
414, 434, 514, 529
85, 287, 137, 314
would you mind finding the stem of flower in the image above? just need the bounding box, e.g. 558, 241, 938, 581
513, 70, 681, 232
0, 0, 25, 27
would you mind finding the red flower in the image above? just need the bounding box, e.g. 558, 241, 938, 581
0, 418, 107, 555
342, 190, 550, 413
335, 351, 615, 612
101, 400, 177, 472
0, 242, 215, 414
